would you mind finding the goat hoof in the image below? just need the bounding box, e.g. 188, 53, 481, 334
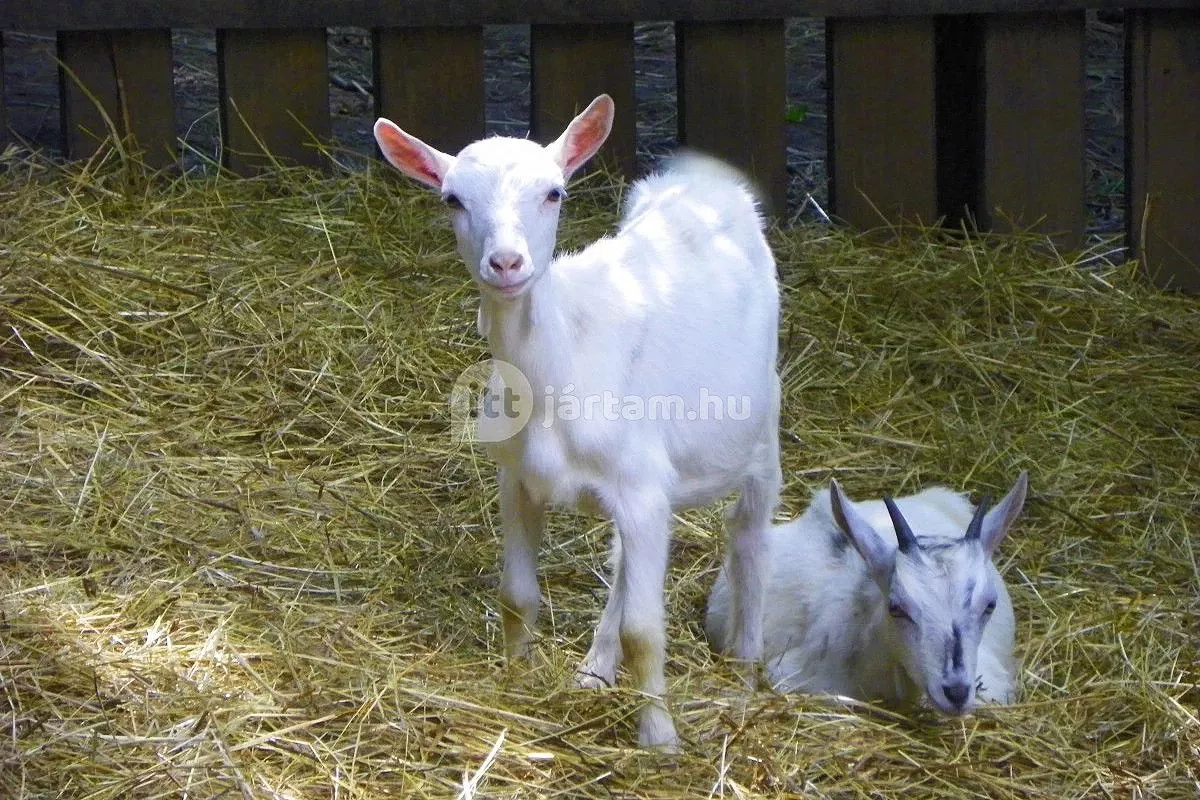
504, 645, 534, 663
732, 658, 763, 691
637, 710, 681, 752
574, 664, 615, 690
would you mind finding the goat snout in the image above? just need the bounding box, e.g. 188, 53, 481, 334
488, 250, 525, 277
942, 680, 972, 710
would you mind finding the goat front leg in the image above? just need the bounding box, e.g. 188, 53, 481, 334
576, 529, 623, 689
497, 468, 545, 661
610, 489, 678, 751
724, 435, 781, 686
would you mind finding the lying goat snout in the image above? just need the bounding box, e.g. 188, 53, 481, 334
941, 680, 972, 710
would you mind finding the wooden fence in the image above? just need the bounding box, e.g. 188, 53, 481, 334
1, 2, 1197, 290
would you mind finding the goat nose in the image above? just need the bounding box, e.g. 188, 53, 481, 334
488, 251, 524, 275
942, 682, 971, 708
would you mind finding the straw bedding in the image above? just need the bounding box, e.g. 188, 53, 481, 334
0, 149, 1196, 798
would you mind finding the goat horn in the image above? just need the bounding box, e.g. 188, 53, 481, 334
965, 494, 992, 540
884, 497, 920, 554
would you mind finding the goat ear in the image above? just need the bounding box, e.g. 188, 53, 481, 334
829, 480, 894, 579
546, 94, 614, 178
373, 118, 455, 190
979, 471, 1028, 556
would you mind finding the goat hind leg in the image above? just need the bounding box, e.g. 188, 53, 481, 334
611, 492, 678, 751
724, 442, 781, 685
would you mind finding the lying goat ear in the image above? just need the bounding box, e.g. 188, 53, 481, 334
374, 118, 456, 190
830, 480, 895, 581
978, 471, 1029, 556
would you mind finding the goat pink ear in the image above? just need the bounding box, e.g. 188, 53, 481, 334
547, 94, 614, 178
373, 118, 455, 190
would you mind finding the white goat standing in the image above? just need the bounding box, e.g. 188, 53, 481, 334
707, 472, 1027, 715
374, 95, 782, 750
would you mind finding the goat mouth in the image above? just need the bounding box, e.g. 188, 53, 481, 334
485, 276, 532, 298
928, 693, 973, 716
495, 282, 528, 297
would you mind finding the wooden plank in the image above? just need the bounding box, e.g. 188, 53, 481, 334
1126, 10, 1200, 291
828, 17, 938, 226
677, 20, 787, 213
7, 1, 1200, 32
0, 33, 6, 147
217, 28, 330, 174
56, 29, 176, 167
373, 26, 484, 156
981, 12, 1085, 247
933, 15, 983, 228
531, 23, 635, 178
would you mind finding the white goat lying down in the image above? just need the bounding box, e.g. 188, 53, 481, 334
374, 96, 781, 750
707, 472, 1028, 715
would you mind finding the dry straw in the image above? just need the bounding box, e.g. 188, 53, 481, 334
1, 146, 1197, 798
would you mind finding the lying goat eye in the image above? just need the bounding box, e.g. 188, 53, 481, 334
983, 601, 997, 617
546, 188, 566, 203
443, 194, 464, 210
888, 602, 911, 621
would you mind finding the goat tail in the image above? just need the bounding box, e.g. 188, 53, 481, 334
664, 148, 756, 189
622, 148, 767, 233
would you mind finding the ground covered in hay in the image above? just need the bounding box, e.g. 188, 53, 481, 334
0, 151, 1197, 799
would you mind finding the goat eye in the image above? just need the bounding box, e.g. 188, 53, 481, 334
983, 601, 997, 617
546, 188, 566, 204
443, 194, 464, 210
888, 602, 911, 621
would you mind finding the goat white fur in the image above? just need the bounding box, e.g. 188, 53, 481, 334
374, 96, 782, 750
707, 472, 1027, 715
